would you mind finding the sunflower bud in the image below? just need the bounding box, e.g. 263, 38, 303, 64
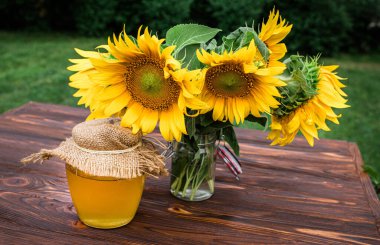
268, 55, 349, 147
273, 55, 320, 117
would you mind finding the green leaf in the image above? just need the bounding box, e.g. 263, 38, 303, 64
177, 44, 202, 70
166, 24, 221, 56
199, 121, 231, 134
222, 27, 269, 62
183, 134, 199, 151
223, 27, 253, 51
222, 126, 240, 156
199, 112, 215, 127
245, 115, 267, 127
201, 39, 218, 51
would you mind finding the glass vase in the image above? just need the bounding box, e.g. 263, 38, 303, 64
65, 164, 145, 229
170, 133, 217, 201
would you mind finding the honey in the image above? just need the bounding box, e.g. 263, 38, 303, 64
66, 164, 145, 229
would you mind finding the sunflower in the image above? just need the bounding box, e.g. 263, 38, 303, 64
268, 57, 349, 146
68, 27, 207, 142
259, 9, 292, 67
196, 40, 286, 124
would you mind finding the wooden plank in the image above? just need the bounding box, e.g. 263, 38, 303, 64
0, 102, 380, 244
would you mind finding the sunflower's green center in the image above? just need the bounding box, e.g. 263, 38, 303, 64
205, 64, 252, 98
125, 58, 180, 111
138, 65, 165, 95
215, 71, 243, 92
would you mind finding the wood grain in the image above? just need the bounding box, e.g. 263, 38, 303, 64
1, 102, 379, 244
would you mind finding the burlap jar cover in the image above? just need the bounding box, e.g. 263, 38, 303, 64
21, 118, 168, 179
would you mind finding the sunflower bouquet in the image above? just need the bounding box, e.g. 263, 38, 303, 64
68, 9, 349, 201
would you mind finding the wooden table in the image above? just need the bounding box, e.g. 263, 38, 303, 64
1, 102, 380, 244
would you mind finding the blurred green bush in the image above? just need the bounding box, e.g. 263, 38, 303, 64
0, 0, 379, 55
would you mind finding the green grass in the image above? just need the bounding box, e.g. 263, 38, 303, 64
1, 31, 380, 186
0, 32, 103, 112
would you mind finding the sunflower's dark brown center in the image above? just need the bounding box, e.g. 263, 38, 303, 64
205, 64, 253, 98
125, 57, 180, 111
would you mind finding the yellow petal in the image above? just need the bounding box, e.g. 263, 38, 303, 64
287, 114, 300, 133
161, 45, 176, 59
236, 98, 246, 123
243, 63, 258, 73
227, 99, 235, 124
196, 49, 211, 66
98, 83, 126, 101
69, 79, 92, 89
159, 111, 172, 141
141, 109, 158, 133
213, 97, 225, 121
177, 92, 186, 111
89, 72, 125, 85
300, 128, 315, 146
121, 103, 144, 127
104, 92, 131, 116
67, 59, 93, 71
172, 105, 187, 134
74, 48, 101, 59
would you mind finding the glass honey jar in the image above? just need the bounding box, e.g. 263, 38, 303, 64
66, 164, 145, 229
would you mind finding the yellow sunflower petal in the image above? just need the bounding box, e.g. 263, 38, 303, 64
172, 104, 187, 135
104, 92, 131, 116
98, 83, 126, 101
141, 109, 158, 133
300, 127, 315, 146
161, 45, 176, 59
213, 98, 225, 121
159, 111, 172, 141
121, 103, 144, 127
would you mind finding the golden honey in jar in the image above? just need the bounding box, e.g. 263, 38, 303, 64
65, 164, 145, 229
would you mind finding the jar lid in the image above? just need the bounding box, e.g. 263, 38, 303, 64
21, 118, 168, 179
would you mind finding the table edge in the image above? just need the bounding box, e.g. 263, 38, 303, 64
350, 142, 380, 235
1, 101, 38, 117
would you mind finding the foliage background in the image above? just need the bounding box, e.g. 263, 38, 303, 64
0, 0, 380, 192
0, 0, 379, 55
